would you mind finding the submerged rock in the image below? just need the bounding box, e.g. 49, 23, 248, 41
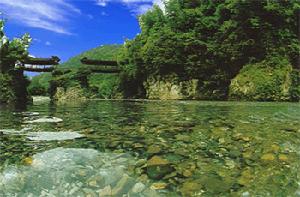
180, 181, 202, 197
261, 153, 276, 162
0, 148, 160, 197
151, 182, 168, 190
147, 156, 174, 179
147, 145, 162, 154
278, 154, 289, 162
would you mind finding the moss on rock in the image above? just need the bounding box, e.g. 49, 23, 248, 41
0, 74, 15, 103
229, 57, 299, 101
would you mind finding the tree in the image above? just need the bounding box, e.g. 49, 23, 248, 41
0, 20, 32, 104
118, 0, 300, 99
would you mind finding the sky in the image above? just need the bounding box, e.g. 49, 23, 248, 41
0, 0, 164, 65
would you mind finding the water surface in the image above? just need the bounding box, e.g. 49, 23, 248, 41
0, 100, 299, 196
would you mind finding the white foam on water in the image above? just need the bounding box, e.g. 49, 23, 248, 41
0, 127, 31, 134
27, 131, 83, 141
25, 117, 63, 123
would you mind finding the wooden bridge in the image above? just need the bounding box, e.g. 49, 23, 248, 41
80, 57, 121, 73
16, 56, 60, 72
15, 56, 121, 74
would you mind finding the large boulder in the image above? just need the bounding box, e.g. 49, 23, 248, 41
229, 58, 299, 101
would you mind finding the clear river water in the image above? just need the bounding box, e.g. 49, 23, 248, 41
0, 99, 299, 196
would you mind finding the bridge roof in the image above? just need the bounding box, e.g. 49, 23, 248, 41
22, 56, 60, 65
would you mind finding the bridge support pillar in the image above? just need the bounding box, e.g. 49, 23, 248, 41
11, 69, 31, 103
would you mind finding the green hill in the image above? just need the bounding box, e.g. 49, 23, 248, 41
28, 45, 122, 99
58, 44, 121, 69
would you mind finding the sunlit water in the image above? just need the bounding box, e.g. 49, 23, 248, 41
0, 99, 299, 196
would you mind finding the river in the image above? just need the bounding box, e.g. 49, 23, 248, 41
0, 99, 299, 196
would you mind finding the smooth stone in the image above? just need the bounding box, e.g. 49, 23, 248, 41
147, 156, 173, 179
241, 136, 250, 142
147, 145, 162, 154
111, 174, 134, 196
150, 182, 168, 190
174, 148, 189, 156
180, 181, 202, 197
147, 156, 169, 166
278, 154, 289, 162
200, 175, 232, 193
133, 143, 144, 148
261, 153, 275, 162
88, 180, 98, 187
141, 188, 160, 197
237, 169, 253, 186
182, 170, 193, 178
135, 159, 147, 167
242, 191, 251, 197
23, 157, 33, 165
242, 151, 252, 159
271, 144, 280, 152
163, 171, 177, 179
131, 182, 146, 193
98, 185, 112, 197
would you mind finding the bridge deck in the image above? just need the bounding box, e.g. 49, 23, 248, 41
80, 57, 118, 66
22, 66, 55, 72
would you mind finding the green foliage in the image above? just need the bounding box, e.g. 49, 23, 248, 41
28, 73, 51, 96
289, 70, 300, 102
0, 73, 14, 103
118, 0, 300, 99
58, 45, 121, 69
0, 21, 31, 73
48, 45, 121, 99
229, 57, 298, 101
0, 20, 32, 103
88, 74, 119, 99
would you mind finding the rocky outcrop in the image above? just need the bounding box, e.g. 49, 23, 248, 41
53, 86, 87, 103
229, 58, 299, 101
143, 74, 199, 100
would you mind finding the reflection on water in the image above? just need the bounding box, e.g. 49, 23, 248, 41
0, 100, 300, 196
